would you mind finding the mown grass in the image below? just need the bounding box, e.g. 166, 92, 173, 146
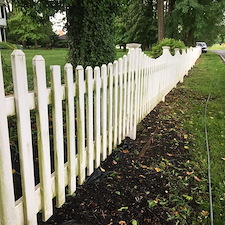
173, 52, 225, 224
2, 48, 150, 94
208, 44, 225, 50
1, 48, 68, 93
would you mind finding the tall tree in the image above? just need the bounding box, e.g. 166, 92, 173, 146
165, 0, 225, 45
157, 0, 165, 41
116, 0, 157, 50
66, 0, 117, 67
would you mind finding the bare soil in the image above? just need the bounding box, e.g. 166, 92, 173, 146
38, 87, 205, 225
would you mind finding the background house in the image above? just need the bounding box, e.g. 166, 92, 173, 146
0, 0, 6, 42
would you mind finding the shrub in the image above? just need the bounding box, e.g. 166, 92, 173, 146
0, 42, 18, 50
151, 38, 186, 58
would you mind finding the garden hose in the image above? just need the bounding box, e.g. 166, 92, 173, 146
204, 93, 214, 225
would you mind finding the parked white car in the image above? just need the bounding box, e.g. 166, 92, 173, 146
196, 42, 207, 53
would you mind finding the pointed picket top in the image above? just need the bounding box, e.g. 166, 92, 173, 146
11, 49, 25, 56
182, 49, 187, 55
175, 48, 180, 55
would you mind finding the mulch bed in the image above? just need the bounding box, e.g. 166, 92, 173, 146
38, 88, 205, 225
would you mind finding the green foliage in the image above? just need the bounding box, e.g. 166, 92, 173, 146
0, 42, 18, 50
151, 38, 185, 58
165, 0, 225, 45
7, 10, 55, 48
67, 0, 118, 68
115, 0, 157, 50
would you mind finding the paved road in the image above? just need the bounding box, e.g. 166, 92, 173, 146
208, 50, 225, 63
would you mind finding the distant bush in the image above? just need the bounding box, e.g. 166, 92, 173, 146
0, 42, 18, 50
151, 38, 186, 58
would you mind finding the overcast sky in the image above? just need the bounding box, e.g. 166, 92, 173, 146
50, 12, 67, 33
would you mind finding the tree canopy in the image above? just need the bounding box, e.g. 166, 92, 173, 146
7, 10, 54, 48
9, 0, 225, 65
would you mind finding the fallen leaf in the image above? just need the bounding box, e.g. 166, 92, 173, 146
100, 167, 105, 172
184, 146, 189, 149
155, 167, 161, 172
184, 134, 188, 139
167, 153, 173, 157
139, 175, 146, 178
140, 165, 148, 168
186, 171, 194, 175
122, 150, 129, 153
201, 210, 209, 216
221, 158, 225, 161
131, 220, 138, 225
113, 160, 118, 165
147, 200, 157, 208
194, 176, 201, 182
12, 169, 16, 174
119, 221, 127, 225
118, 207, 128, 212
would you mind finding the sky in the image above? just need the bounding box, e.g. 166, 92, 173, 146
50, 12, 67, 33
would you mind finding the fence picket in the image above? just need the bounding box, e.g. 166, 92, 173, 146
86, 66, 94, 175
128, 49, 135, 139
122, 55, 127, 139
107, 63, 113, 155
50, 65, 65, 207
126, 52, 131, 135
118, 58, 123, 143
76, 66, 86, 184
113, 61, 118, 147
94, 67, 101, 168
101, 65, 108, 161
64, 63, 76, 194
33, 55, 53, 221
0, 54, 17, 225
11, 50, 37, 225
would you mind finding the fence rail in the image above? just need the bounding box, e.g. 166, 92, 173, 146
0, 46, 201, 225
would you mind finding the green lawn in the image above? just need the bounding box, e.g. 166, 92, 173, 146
2, 48, 68, 93
2, 48, 150, 94
173, 52, 225, 224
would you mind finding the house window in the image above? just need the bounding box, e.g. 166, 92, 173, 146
0, 6, 4, 19
1, 28, 5, 42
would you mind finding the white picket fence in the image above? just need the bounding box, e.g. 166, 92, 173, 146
0, 46, 201, 225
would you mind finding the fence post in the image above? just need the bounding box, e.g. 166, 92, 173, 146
0, 54, 17, 225
33, 55, 53, 221
50, 65, 65, 207
64, 63, 76, 194
11, 49, 37, 225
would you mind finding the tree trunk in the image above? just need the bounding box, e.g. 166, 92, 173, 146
168, 0, 176, 15
157, 0, 165, 42
34, 39, 38, 48
67, 0, 117, 68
